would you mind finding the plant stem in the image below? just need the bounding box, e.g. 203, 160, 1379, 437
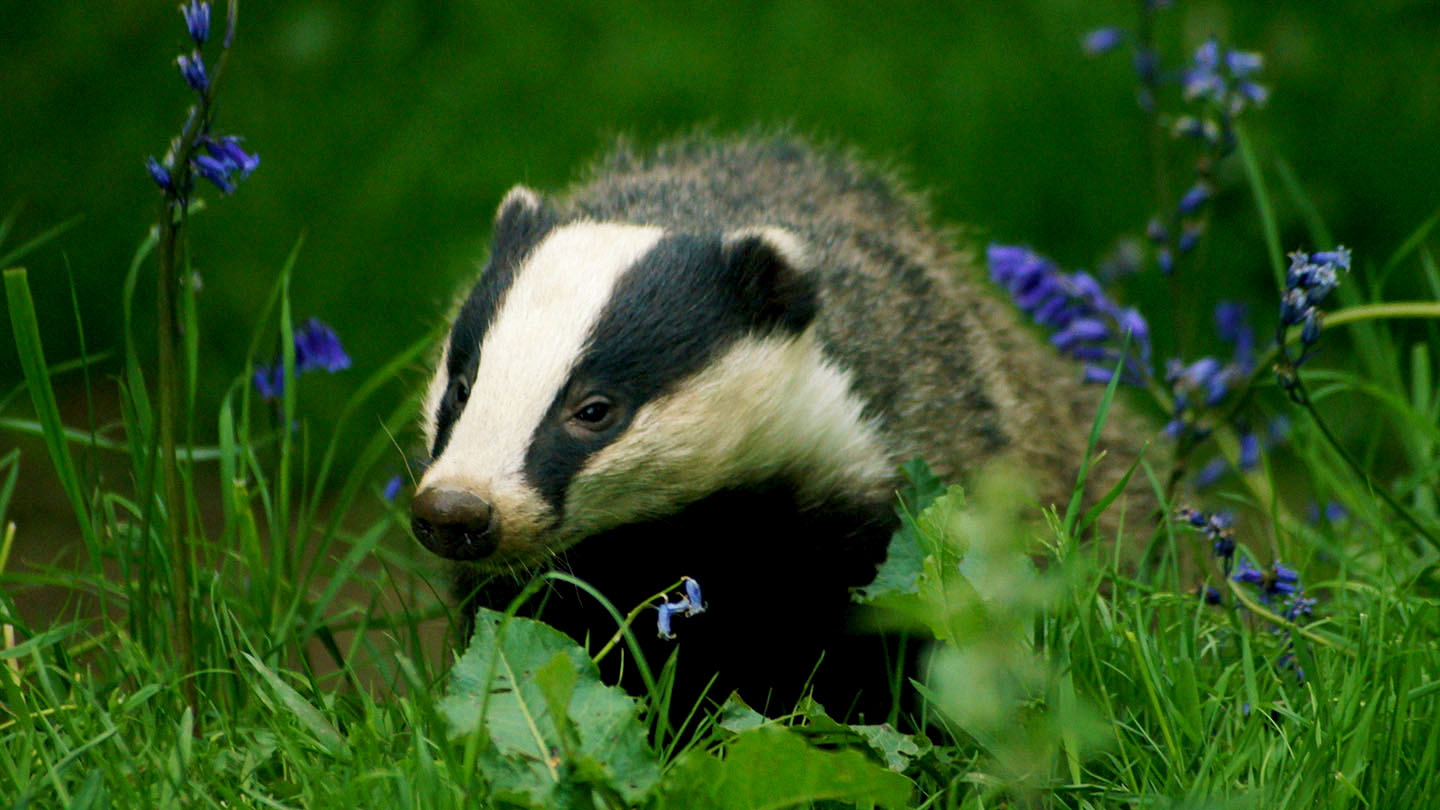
156, 203, 196, 715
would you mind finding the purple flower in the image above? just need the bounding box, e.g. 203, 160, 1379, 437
383, 475, 403, 501
1177, 183, 1212, 215
177, 51, 209, 94
252, 318, 351, 401
1238, 432, 1260, 470
1278, 247, 1350, 393
294, 318, 352, 373
1195, 457, 1228, 490
656, 601, 680, 639
987, 244, 1152, 384
192, 153, 236, 194
145, 156, 173, 192
682, 576, 706, 616
1201, 585, 1223, 605
1083, 28, 1124, 56
182, 1, 210, 46
252, 366, 282, 400
204, 136, 261, 179
1225, 49, 1263, 78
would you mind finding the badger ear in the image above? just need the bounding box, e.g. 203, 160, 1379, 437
722, 226, 819, 334
492, 185, 554, 260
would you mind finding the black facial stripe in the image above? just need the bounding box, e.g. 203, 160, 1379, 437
522, 232, 815, 514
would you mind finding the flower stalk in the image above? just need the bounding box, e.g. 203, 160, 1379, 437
148, 0, 250, 715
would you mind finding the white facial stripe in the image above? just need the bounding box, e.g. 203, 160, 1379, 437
562, 330, 893, 539
422, 222, 666, 497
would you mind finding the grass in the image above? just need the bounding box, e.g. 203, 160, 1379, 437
4, 191, 1440, 809
4, 4, 1440, 807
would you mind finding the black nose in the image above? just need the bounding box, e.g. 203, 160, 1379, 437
411, 487, 498, 560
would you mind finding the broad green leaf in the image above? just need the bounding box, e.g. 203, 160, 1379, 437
660, 726, 913, 810
853, 460, 953, 604
441, 608, 660, 807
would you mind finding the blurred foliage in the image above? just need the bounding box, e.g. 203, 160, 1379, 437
4, 0, 1439, 460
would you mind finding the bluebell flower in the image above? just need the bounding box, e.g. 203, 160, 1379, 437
1177, 507, 1235, 560
294, 318, 352, 373
1177, 220, 1204, 253
682, 576, 706, 616
252, 318, 351, 401
1238, 432, 1260, 470
1201, 585, 1223, 605
987, 245, 1152, 384
1145, 218, 1168, 245
182, 1, 210, 46
1277, 247, 1350, 394
1195, 457, 1228, 490
656, 600, 680, 640
1082, 28, 1124, 56
204, 136, 261, 179
145, 156, 173, 192
383, 475, 403, 501
1232, 556, 1264, 587
177, 51, 209, 94
192, 153, 236, 194
145, 1, 258, 202
1177, 183, 1211, 215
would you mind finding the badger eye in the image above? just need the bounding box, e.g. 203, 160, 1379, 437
449, 377, 470, 406
569, 395, 617, 433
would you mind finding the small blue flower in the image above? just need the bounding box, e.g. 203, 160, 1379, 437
294, 318, 352, 373
252, 366, 282, 400
1145, 218, 1168, 245
656, 601, 679, 639
145, 156, 173, 192
177, 50, 209, 94
383, 475, 403, 501
192, 153, 236, 194
1082, 27, 1124, 56
252, 318, 351, 401
987, 244, 1152, 385
204, 136, 261, 179
1238, 432, 1260, 470
1226, 49, 1263, 77
1232, 557, 1264, 586
1178, 221, 1204, 253
182, 1, 210, 46
682, 576, 706, 616
1201, 585, 1223, 605
1195, 457, 1228, 490
1177, 183, 1211, 215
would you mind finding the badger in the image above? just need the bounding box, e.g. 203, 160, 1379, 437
411, 133, 1150, 719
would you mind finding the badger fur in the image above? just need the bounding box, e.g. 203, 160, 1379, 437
412, 134, 1149, 718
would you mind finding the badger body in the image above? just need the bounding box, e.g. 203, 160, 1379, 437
412, 134, 1147, 717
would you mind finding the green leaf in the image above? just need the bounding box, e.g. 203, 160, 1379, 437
660, 726, 913, 810
441, 608, 660, 807
715, 693, 768, 734
853, 459, 953, 604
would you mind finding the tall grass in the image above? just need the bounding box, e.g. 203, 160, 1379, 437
4, 3, 1440, 808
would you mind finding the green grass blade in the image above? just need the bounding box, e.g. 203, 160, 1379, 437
1236, 123, 1286, 289
0, 214, 84, 267
4, 268, 92, 541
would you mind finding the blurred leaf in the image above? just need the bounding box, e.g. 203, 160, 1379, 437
853, 459, 952, 604
441, 608, 660, 807
660, 726, 913, 810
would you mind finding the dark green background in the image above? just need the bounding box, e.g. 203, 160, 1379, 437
4, 0, 1438, 454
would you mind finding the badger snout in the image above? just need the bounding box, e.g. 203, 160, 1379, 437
411, 486, 498, 561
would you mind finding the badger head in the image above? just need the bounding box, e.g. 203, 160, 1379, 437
411, 186, 892, 571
